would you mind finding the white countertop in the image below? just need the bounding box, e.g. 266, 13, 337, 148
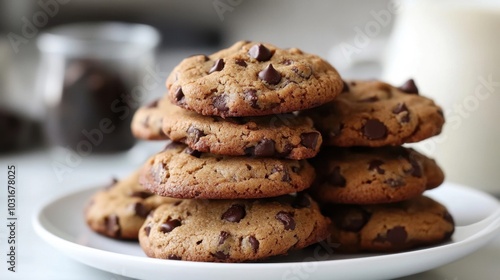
0, 142, 499, 280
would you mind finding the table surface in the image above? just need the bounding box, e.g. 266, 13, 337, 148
0, 141, 499, 280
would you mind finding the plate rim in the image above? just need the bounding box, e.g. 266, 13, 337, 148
32, 182, 500, 279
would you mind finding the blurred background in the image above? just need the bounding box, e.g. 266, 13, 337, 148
1, 0, 500, 193
0, 0, 392, 152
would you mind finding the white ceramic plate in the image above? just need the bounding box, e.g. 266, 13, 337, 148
33, 182, 500, 280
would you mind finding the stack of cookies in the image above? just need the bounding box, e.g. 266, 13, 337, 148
302, 80, 455, 252
132, 41, 346, 262
84, 41, 455, 261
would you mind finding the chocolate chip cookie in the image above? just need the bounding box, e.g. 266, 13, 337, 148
131, 98, 322, 159
323, 196, 455, 253
309, 146, 444, 204
139, 193, 330, 262
85, 170, 179, 240
302, 79, 444, 146
140, 142, 315, 199
166, 41, 343, 117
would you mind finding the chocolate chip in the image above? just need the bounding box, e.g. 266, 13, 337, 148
244, 89, 259, 109
384, 178, 404, 188
334, 208, 370, 232
368, 159, 385, 175
326, 124, 342, 141
271, 165, 291, 182
342, 80, 349, 93
292, 193, 310, 209
160, 219, 181, 233
248, 44, 273, 61
219, 231, 230, 245
254, 139, 276, 157
300, 132, 320, 149
187, 126, 205, 144
209, 59, 225, 74
407, 157, 422, 178
244, 146, 255, 156
248, 236, 259, 253
281, 168, 291, 182
133, 202, 149, 218
144, 224, 151, 236
399, 79, 419, 94
393, 103, 410, 123
167, 254, 182, 260
235, 59, 247, 67
146, 99, 159, 108
212, 251, 229, 260
174, 87, 185, 103
213, 95, 229, 112
386, 226, 408, 245
291, 166, 300, 173
221, 204, 246, 223
258, 64, 281, 85
278, 144, 293, 158
105, 215, 120, 237
276, 211, 295, 230
184, 147, 202, 158
130, 191, 153, 199
392, 103, 408, 114
328, 166, 346, 187
363, 119, 387, 140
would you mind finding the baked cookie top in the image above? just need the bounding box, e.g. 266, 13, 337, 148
139, 142, 316, 199
139, 193, 330, 262
309, 146, 444, 204
166, 41, 343, 117
323, 196, 455, 253
302, 79, 444, 146
131, 98, 322, 159
85, 170, 179, 240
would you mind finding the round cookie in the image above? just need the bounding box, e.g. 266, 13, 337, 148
131, 98, 322, 159
323, 196, 455, 253
139, 193, 330, 262
129, 99, 167, 140
140, 142, 316, 199
85, 170, 179, 240
302, 79, 444, 146
309, 146, 444, 204
166, 41, 343, 117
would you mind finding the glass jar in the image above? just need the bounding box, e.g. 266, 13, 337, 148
36, 22, 160, 153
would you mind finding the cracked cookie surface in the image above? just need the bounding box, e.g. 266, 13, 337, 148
166, 41, 343, 117
309, 146, 444, 204
85, 170, 179, 240
139, 193, 330, 262
302, 79, 444, 146
323, 196, 455, 253
139, 142, 316, 199
131, 98, 322, 159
